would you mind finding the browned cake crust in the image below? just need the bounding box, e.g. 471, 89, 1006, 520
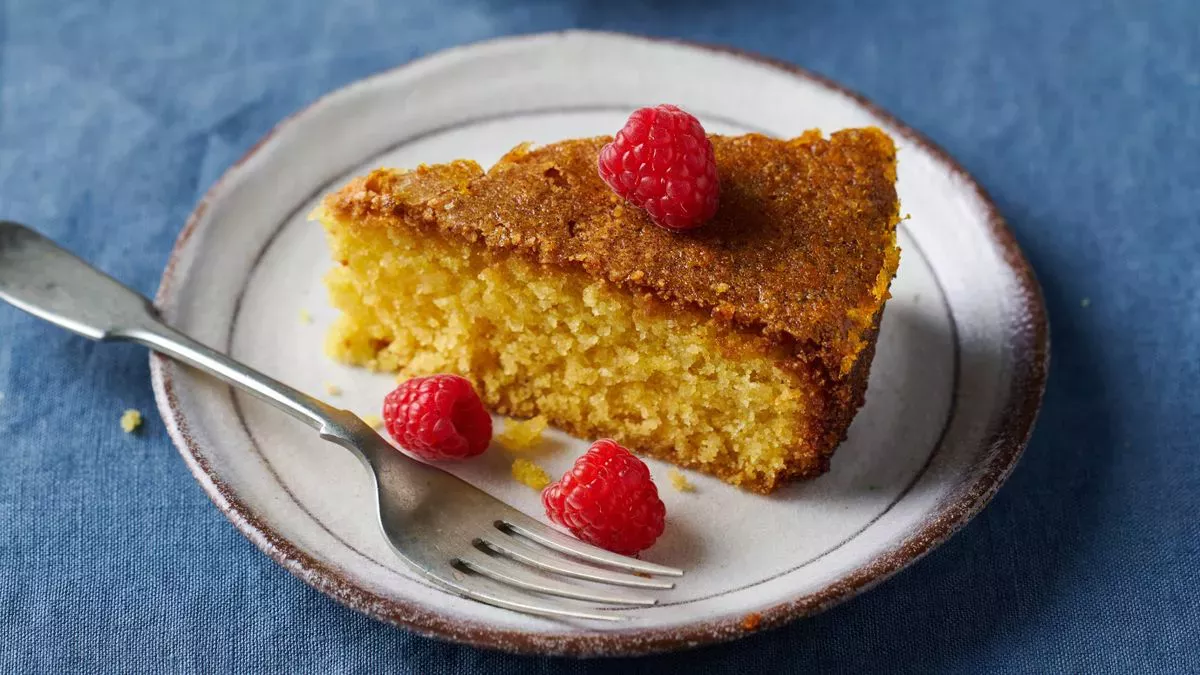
327, 129, 898, 376
323, 129, 900, 492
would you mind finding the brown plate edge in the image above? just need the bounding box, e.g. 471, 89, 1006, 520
148, 30, 1050, 658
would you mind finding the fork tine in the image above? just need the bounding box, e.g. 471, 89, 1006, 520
498, 515, 684, 577
456, 552, 656, 607
426, 568, 627, 622
480, 535, 675, 590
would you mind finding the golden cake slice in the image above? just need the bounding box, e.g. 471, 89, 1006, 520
313, 128, 900, 493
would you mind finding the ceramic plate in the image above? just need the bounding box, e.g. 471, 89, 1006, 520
150, 31, 1048, 656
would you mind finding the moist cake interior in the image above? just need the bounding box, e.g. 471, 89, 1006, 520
314, 130, 900, 493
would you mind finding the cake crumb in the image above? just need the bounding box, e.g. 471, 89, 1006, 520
712, 282, 730, 294
316, 131, 900, 492
1080, 297, 1091, 308
511, 458, 551, 491
299, 308, 314, 324
361, 414, 384, 430
668, 468, 695, 492
741, 612, 762, 631
120, 409, 143, 434
325, 383, 343, 396
497, 415, 549, 452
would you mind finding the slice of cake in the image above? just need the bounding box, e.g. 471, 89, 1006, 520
313, 128, 900, 493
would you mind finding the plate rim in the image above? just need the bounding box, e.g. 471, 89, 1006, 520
149, 30, 1050, 657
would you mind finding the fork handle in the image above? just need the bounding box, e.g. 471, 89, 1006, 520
133, 323, 340, 432
0, 220, 341, 434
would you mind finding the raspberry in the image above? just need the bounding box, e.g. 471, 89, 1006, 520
597, 104, 720, 231
382, 374, 492, 461
541, 440, 666, 555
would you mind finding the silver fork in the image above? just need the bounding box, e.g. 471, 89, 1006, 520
0, 221, 682, 622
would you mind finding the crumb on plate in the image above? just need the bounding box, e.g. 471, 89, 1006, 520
1081, 297, 1091, 308
361, 414, 384, 430
511, 458, 551, 491
668, 468, 695, 492
120, 409, 143, 433
324, 382, 343, 396
497, 415, 548, 452
299, 308, 314, 324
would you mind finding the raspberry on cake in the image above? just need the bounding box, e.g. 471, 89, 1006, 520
597, 104, 719, 231
315, 127, 900, 493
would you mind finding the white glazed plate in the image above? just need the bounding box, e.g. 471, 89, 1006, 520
150, 32, 1048, 656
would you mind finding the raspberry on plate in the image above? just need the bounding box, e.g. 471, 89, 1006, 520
382, 374, 492, 461
541, 439, 666, 555
597, 104, 719, 231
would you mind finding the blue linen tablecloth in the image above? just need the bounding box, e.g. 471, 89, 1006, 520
1, 0, 1197, 672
